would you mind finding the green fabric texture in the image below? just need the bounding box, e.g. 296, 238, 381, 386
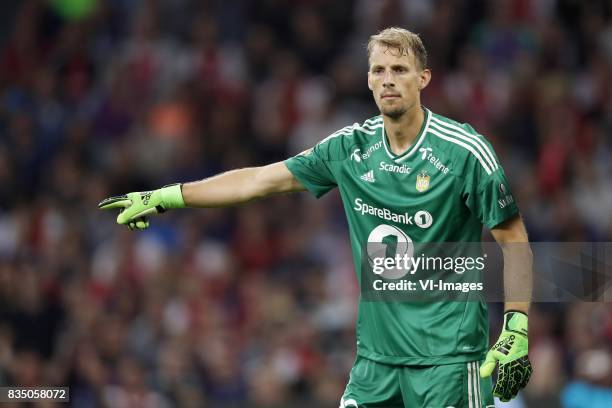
285, 108, 519, 365
341, 356, 494, 407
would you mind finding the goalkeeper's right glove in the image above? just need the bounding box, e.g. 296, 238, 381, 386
480, 311, 532, 402
98, 183, 185, 230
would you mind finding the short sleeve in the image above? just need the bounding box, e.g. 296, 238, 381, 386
284, 143, 337, 198
461, 147, 519, 229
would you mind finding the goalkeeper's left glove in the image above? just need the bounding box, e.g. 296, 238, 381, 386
98, 184, 185, 230
480, 311, 532, 402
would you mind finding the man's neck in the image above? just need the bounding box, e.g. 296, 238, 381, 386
384, 106, 425, 156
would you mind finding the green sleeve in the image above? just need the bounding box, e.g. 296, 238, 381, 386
462, 155, 519, 229
284, 143, 337, 198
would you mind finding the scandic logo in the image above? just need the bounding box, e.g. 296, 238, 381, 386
379, 161, 411, 174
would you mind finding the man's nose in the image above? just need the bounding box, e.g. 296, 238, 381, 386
383, 70, 395, 87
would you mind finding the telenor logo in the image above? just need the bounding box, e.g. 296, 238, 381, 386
419, 147, 450, 174
419, 147, 432, 160
350, 141, 383, 162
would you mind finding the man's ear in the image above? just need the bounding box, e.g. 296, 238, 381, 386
419, 69, 431, 90
367, 71, 373, 91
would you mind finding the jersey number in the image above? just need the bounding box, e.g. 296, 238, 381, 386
366, 224, 413, 279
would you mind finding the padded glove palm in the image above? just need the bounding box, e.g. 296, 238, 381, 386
480, 311, 532, 402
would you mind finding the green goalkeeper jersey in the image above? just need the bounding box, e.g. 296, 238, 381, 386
285, 107, 519, 365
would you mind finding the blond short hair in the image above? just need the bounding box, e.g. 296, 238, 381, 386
367, 27, 427, 70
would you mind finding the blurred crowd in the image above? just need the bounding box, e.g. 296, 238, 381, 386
0, 0, 611, 407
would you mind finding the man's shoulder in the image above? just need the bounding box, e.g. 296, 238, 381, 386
429, 111, 479, 135
314, 115, 384, 154
427, 111, 493, 149
426, 110, 500, 176
320, 115, 383, 141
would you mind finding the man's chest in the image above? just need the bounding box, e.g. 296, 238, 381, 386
338, 141, 460, 212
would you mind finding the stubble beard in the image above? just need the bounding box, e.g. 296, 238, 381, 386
380, 105, 407, 120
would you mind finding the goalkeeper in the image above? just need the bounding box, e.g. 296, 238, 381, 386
101, 27, 532, 407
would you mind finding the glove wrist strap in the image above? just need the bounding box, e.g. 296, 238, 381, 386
160, 183, 186, 209
503, 311, 528, 336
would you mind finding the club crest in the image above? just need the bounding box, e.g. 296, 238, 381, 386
416, 170, 430, 192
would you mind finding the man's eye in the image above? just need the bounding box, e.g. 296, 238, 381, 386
373, 68, 384, 74
394, 67, 407, 73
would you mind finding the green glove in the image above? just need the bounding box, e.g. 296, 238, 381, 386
98, 184, 185, 230
480, 311, 532, 402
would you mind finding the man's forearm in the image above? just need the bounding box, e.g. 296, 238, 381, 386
181, 163, 305, 208
501, 242, 533, 314
99, 162, 305, 228
491, 216, 533, 315
182, 167, 260, 207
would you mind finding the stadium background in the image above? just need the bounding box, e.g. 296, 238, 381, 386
0, 0, 611, 407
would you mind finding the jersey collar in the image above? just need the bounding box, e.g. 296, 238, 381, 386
382, 107, 431, 163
